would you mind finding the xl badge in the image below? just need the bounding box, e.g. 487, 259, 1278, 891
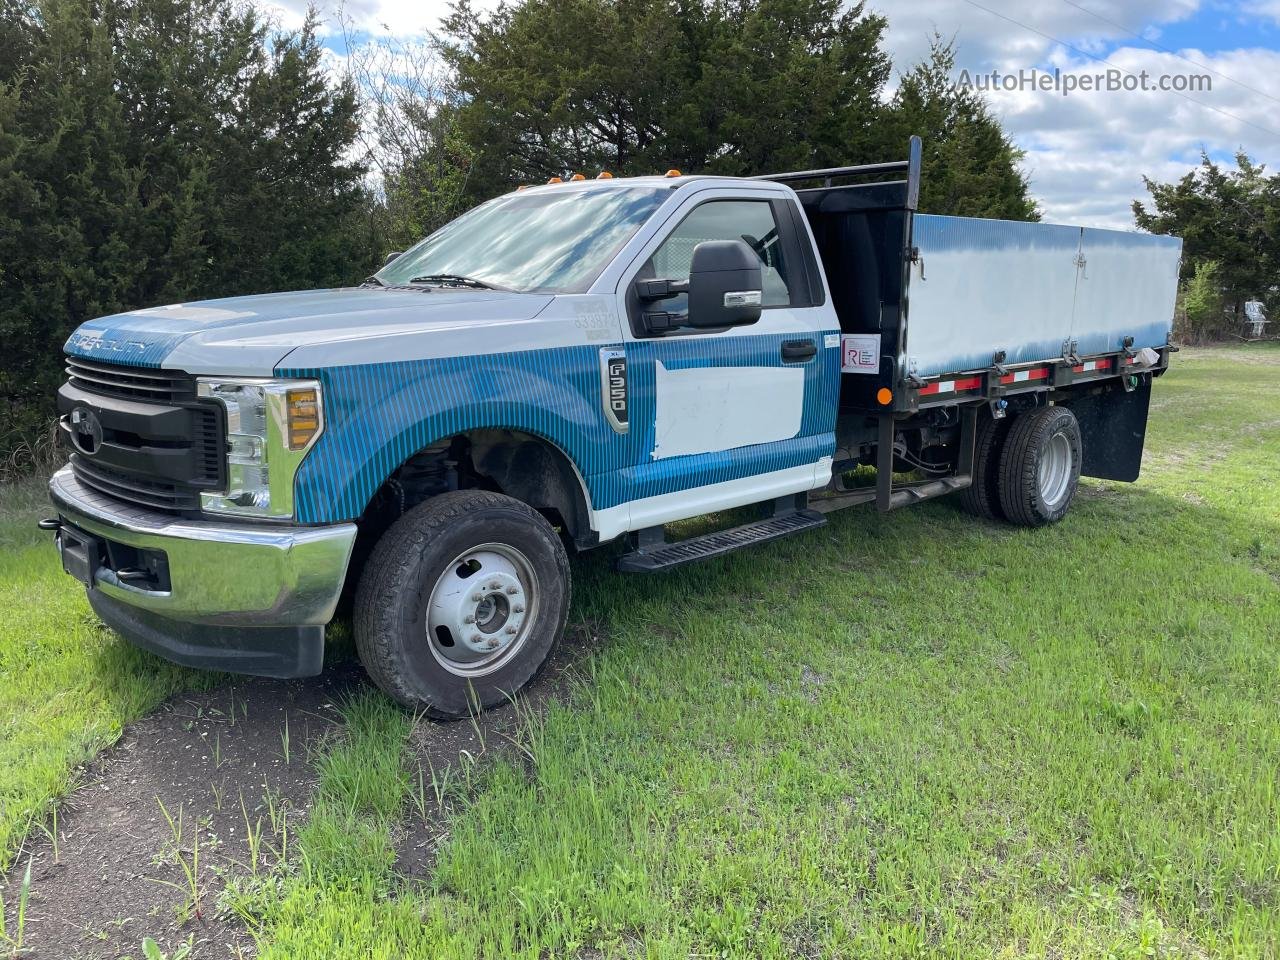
598, 348, 628, 434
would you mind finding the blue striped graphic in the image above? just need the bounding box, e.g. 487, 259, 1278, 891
278, 331, 840, 524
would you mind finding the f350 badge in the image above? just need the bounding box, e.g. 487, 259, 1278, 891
598, 348, 628, 434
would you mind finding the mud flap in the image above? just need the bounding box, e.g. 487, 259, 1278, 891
1063, 379, 1152, 482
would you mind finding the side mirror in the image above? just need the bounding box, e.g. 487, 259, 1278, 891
383, 251, 403, 266
635, 239, 763, 334
686, 239, 763, 328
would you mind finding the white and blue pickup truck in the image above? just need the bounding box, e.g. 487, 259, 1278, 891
44, 138, 1182, 717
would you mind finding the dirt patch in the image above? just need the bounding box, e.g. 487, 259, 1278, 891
1, 618, 603, 958
0, 663, 364, 960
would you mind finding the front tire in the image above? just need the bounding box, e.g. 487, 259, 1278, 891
997, 406, 1082, 527
354, 490, 571, 718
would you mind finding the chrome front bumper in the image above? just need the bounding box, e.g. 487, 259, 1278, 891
48, 466, 357, 677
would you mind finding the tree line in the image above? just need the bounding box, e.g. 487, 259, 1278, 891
0, 0, 1037, 464
1134, 153, 1279, 343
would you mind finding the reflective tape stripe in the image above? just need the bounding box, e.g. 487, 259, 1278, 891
1071, 358, 1113, 373
998, 367, 1050, 385
918, 375, 983, 396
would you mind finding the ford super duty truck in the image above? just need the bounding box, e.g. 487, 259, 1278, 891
44, 138, 1182, 717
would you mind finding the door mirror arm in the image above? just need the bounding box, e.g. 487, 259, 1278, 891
635, 278, 689, 302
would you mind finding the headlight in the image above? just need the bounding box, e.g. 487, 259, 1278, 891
196, 377, 323, 518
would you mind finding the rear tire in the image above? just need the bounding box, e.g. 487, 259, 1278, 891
354, 490, 570, 718
997, 406, 1082, 527
957, 412, 1012, 521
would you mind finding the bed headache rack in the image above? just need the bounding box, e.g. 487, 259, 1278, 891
749, 135, 922, 209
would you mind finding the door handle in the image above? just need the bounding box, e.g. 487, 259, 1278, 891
781, 339, 817, 363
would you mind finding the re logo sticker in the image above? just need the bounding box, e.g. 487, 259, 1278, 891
841, 334, 880, 374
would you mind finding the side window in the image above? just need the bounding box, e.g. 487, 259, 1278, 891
643, 200, 793, 315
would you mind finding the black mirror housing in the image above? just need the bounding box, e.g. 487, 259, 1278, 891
384, 251, 404, 266
686, 240, 763, 328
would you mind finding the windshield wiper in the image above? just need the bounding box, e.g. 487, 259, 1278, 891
408, 274, 503, 290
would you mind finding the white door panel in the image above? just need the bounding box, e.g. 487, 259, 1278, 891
652, 361, 804, 459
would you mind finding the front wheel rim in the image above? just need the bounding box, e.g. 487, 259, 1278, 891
1038, 431, 1074, 507
425, 543, 539, 678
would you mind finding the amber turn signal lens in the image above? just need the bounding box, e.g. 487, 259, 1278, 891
286, 388, 320, 450
597, 171, 614, 179
876, 387, 893, 406
569, 173, 586, 181
547, 176, 563, 184
664, 169, 681, 177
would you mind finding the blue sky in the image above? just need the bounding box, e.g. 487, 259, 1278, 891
266, 0, 1280, 229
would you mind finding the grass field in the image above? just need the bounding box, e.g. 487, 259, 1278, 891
3, 344, 1278, 958
0, 484, 221, 873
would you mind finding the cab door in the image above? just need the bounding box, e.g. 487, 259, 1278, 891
614, 190, 840, 525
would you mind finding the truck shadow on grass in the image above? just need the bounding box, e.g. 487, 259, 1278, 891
3, 479, 1275, 959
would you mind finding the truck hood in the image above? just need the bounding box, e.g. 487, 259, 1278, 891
64, 287, 555, 376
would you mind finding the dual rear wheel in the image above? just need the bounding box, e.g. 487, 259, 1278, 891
960, 405, 1083, 526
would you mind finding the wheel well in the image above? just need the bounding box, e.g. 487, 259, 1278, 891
334, 431, 594, 616
358, 430, 593, 550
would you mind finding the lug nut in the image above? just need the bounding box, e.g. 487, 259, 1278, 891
505, 626, 517, 635
513, 604, 524, 613
463, 615, 475, 624
471, 593, 483, 602
505, 586, 518, 595
471, 634, 483, 645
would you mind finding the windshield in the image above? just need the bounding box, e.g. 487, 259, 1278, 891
376, 186, 671, 294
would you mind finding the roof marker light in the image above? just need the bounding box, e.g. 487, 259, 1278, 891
569, 173, 585, 181
597, 171, 614, 179
516, 185, 528, 191
664, 169, 681, 177
547, 176, 563, 184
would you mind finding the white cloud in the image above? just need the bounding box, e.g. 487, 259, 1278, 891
1244, 0, 1280, 23
983, 44, 1280, 227
864, 1, 1280, 228
871, 0, 1202, 79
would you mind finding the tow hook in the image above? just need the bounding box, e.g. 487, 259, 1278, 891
38, 517, 62, 532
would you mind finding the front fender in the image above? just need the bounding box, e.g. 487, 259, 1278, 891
279, 345, 629, 524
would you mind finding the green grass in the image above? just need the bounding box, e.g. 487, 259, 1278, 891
4, 345, 1278, 957
0, 479, 219, 869
237, 344, 1280, 958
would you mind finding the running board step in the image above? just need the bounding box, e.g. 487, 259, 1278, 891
616, 509, 827, 574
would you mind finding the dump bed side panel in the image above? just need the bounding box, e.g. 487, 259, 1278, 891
1072, 227, 1183, 357
905, 214, 1182, 379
